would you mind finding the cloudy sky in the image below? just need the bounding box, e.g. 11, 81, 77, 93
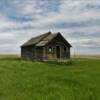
0, 0, 100, 55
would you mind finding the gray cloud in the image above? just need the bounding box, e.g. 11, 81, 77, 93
0, 0, 100, 55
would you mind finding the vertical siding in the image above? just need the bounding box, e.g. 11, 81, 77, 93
36, 47, 43, 61
45, 35, 71, 60
21, 45, 35, 60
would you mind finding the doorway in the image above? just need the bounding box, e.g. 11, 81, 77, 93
56, 46, 60, 59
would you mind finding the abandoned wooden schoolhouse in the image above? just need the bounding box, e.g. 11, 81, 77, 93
21, 32, 72, 61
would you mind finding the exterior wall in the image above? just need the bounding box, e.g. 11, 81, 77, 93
21, 45, 35, 60
43, 46, 56, 61
43, 36, 71, 61
21, 46, 44, 61
44, 45, 70, 61
35, 47, 43, 61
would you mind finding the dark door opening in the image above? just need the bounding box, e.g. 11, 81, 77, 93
56, 46, 60, 58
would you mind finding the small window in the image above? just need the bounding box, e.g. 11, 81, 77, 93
48, 46, 52, 52
64, 47, 66, 52
64, 46, 68, 52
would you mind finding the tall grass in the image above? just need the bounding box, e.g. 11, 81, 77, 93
0, 57, 100, 100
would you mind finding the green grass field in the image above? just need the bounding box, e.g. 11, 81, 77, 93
0, 57, 100, 100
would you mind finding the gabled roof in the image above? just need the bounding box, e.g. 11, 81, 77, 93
21, 32, 72, 47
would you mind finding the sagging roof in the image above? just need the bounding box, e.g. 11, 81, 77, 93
21, 32, 72, 47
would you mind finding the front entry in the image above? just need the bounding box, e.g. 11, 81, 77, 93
56, 46, 60, 58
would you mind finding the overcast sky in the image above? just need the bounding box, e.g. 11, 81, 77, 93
0, 0, 100, 55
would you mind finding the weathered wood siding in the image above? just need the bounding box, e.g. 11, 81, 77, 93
21, 45, 35, 60
43, 35, 71, 61
36, 47, 43, 61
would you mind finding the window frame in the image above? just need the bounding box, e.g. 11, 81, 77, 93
48, 46, 53, 53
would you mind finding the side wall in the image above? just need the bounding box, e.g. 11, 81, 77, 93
21, 45, 35, 60
21, 46, 44, 61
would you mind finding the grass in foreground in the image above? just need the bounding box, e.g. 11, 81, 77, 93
0, 57, 100, 100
